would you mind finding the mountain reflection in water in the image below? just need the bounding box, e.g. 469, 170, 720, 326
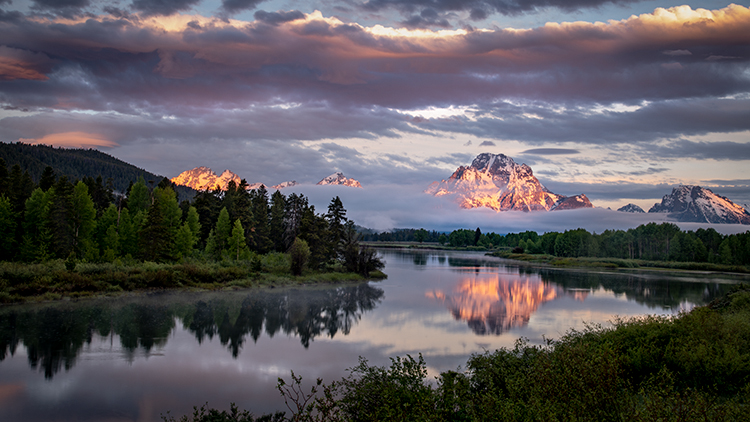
0, 283, 383, 379
427, 273, 572, 335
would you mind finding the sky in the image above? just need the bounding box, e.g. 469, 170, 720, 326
0, 0, 749, 233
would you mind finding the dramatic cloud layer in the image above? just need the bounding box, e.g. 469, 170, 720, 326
0, 1, 748, 231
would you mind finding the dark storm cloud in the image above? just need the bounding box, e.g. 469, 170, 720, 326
0, 4, 748, 177
220, 0, 266, 15
645, 140, 750, 161
130, 0, 202, 16
358, 0, 643, 19
254, 10, 305, 26
418, 98, 750, 145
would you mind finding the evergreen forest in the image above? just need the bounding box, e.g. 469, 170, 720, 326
0, 158, 383, 302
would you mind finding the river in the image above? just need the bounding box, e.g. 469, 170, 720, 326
0, 249, 741, 421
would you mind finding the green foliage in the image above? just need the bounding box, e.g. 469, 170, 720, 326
226, 219, 251, 261
0, 195, 17, 260
289, 237, 310, 276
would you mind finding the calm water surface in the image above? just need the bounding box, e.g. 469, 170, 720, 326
0, 249, 742, 421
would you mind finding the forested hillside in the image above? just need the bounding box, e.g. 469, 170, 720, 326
0, 142, 196, 199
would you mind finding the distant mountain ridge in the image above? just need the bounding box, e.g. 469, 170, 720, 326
648, 185, 750, 224
171, 167, 242, 191
0, 142, 196, 199
425, 153, 592, 212
317, 172, 362, 188
618, 203, 645, 213
171, 167, 362, 190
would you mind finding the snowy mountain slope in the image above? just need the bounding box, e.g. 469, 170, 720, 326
171, 167, 242, 191
425, 153, 592, 212
272, 181, 298, 189
618, 203, 646, 213
648, 185, 750, 224
317, 172, 362, 188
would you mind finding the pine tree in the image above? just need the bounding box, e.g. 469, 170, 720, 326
48, 176, 75, 258
226, 219, 250, 260
326, 196, 347, 260
19, 188, 52, 262
38, 166, 56, 191
138, 187, 180, 262
70, 181, 97, 258
0, 196, 17, 260
250, 185, 272, 253
269, 190, 286, 252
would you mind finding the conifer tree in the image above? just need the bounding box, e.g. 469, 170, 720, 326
269, 190, 286, 252
326, 196, 347, 260
226, 219, 250, 260
186, 206, 201, 245
138, 187, 180, 261
0, 196, 16, 260
20, 188, 52, 262
250, 185, 272, 253
48, 176, 75, 258
39, 166, 56, 191
70, 181, 97, 258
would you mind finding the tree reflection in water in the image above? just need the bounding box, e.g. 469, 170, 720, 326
0, 282, 384, 378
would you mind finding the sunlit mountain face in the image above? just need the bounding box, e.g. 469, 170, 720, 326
427, 272, 587, 335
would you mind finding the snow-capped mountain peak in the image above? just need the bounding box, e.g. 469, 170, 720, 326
171, 167, 242, 191
425, 153, 592, 212
272, 181, 298, 189
316, 172, 362, 188
618, 203, 646, 213
648, 185, 750, 224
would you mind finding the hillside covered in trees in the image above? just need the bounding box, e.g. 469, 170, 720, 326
0, 159, 382, 301
0, 142, 196, 200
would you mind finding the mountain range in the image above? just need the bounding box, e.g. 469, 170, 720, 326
425, 153, 592, 212
427, 153, 748, 225
170, 167, 361, 191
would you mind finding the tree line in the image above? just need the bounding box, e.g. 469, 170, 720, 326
0, 158, 382, 276
441, 223, 750, 265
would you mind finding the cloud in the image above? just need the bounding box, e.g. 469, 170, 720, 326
220, 0, 266, 15
254, 10, 305, 26
130, 0, 202, 16
521, 148, 578, 155
20, 131, 118, 148
0, 5, 747, 188
478, 140, 495, 147
0, 46, 54, 80
358, 0, 644, 21
663, 49, 691, 56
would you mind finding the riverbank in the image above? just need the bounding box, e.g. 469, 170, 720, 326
0, 258, 387, 304
488, 250, 750, 275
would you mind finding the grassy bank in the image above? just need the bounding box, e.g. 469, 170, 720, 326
489, 250, 750, 274
0, 256, 386, 304
168, 284, 750, 422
